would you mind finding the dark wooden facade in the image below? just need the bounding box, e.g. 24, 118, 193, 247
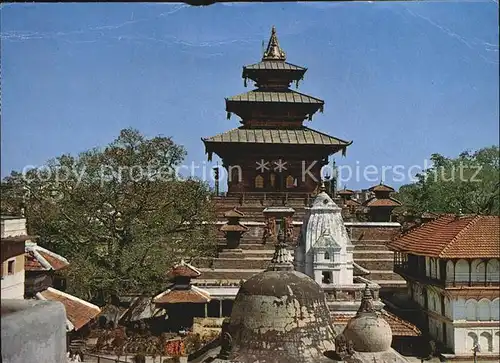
203, 27, 351, 196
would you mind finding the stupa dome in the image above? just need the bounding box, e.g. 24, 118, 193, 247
225, 269, 337, 363
343, 285, 392, 353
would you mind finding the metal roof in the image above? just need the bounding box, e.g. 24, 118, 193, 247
203, 127, 351, 146
226, 90, 323, 105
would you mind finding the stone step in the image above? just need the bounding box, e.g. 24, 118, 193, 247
353, 251, 394, 259
351, 240, 391, 246
371, 280, 407, 287
198, 269, 263, 280
367, 270, 405, 281
218, 243, 273, 251
355, 258, 394, 271
206, 257, 271, 270
353, 244, 391, 251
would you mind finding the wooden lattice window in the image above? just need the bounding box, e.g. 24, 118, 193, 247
255, 175, 264, 189
286, 175, 294, 188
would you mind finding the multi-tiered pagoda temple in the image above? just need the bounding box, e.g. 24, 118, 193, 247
203, 27, 351, 195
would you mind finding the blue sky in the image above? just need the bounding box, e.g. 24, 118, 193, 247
1, 2, 498, 190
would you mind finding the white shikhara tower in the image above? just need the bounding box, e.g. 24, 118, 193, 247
295, 190, 354, 285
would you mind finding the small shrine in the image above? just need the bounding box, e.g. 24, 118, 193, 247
362, 182, 402, 222
295, 185, 354, 286
219, 208, 248, 252
202, 26, 351, 196
153, 260, 211, 331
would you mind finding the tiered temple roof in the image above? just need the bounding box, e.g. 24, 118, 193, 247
154, 260, 211, 305
363, 182, 401, 208
203, 26, 351, 161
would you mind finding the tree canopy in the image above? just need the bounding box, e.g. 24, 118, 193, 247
1, 129, 217, 302
395, 146, 499, 216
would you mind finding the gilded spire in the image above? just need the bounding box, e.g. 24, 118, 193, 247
262, 26, 286, 61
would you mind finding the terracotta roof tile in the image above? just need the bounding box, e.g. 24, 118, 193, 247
38, 288, 101, 331
332, 310, 420, 337
369, 183, 395, 193
153, 286, 211, 304
25, 251, 44, 271
364, 197, 402, 207
24, 242, 69, 271
388, 215, 500, 258
337, 189, 355, 196
168, 260, 201, 279
38, 251, 69, 270
345, 199, 361, 207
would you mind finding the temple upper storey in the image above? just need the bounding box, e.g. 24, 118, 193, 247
226, 26, 324, 127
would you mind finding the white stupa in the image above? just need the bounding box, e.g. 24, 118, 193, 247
295, 189, 354, 286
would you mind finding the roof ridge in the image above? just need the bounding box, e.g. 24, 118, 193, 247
46, 287, 101, 311
439, 215, 482, 257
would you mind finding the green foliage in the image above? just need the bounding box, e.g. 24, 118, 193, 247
2, 128, 217, 302
395, 146, 499, 216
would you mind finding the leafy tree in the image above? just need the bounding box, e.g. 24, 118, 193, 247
395, 146, 499, 216
2, 129, 217, 302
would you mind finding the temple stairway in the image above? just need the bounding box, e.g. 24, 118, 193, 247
195, 194, 406, 289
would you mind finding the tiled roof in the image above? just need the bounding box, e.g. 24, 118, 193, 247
243, 61, 306, 72
388, 215, 500, 258
332, 310, 420, 337
337, 189, 355, 196
226, 90, 323, 104
24, 242, 69, 271
345, 199, 361, 207
119, 296, 165, 323
36, 287, 101, 331
25, 251, 44, 270
224, 208, 245, 218
203, 127, 351, 147
168, 260, 202, 279
364, 197, 402, 208
369, 183, 395, 193
153, 286, 211, 304
421, 211, 440, 219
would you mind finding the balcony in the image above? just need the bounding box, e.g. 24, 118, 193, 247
394, 263, 500, 289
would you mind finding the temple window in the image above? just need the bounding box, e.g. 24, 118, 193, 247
269, 173, 276, 187
324, 252, 330, 260
7, 260, 15, 275
286, 175, 294, 188
322, 271, 332, 284
255, 175, 264, 189
230, 166, 242, 183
